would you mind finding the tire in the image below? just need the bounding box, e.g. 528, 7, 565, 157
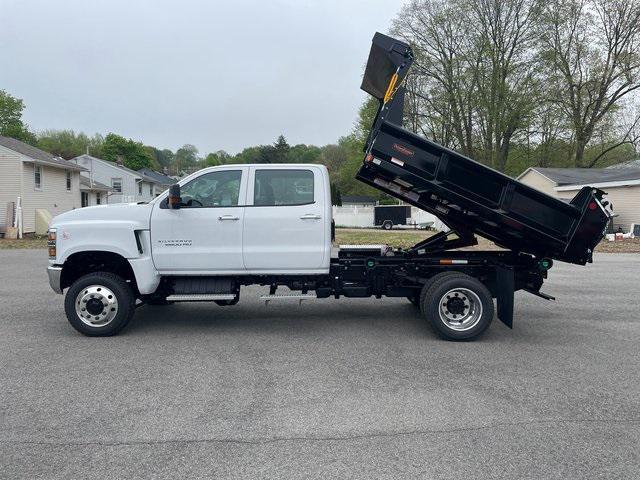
419, 272, 494, 341
418, 271, 466, 315
64, 272, 136, 336
382, 220, 393, 230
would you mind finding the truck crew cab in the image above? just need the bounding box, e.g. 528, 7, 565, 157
47, 33, 611, 340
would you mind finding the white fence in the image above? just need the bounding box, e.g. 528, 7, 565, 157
332, 205, 447, 231
333, 206, 375, 228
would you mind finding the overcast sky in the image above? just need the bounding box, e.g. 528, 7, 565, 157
0, 0, 406, 154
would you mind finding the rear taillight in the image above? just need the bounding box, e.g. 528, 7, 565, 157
47, 229, 57, 259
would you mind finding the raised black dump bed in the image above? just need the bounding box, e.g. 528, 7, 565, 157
356, 33, 611, 265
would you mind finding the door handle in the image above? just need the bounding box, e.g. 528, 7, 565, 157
300, 214, 321, 220
218, 215, 240, 221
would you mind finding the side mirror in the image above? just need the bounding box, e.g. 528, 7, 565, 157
168, 184, 181, 209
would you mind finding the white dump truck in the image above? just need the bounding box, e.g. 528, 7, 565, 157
47, 33, 611, 340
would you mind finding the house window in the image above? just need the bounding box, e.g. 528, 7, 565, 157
138, 182, 142, 195
111, 178, 122, 193
149, 184, 153, 196
66, 171, 72, 191
81, 192, 89, 207
96, 194, 101, 205
34, 165, 42, 190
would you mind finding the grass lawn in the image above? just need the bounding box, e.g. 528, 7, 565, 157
335, 228, 434, 249
334, 228, 502, 250
0, 236, 47, 249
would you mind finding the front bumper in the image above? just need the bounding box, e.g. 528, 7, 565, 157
47, 266, 63, 294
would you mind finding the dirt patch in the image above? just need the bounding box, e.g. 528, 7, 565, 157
0, 236, 48, 249
595, 237, 640, 253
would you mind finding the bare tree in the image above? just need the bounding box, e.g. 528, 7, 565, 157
587, 100, 640, 166
393, 0, 541, 171
471, 0, 542, 171
393, 0, 480, 157
540, 0, 640, 166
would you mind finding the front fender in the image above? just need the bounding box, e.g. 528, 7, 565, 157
55, 220, 143, 263
49, 205, 160, 295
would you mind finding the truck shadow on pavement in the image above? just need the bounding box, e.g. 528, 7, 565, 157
120, 299, 552, 345
126, 300, 435, 336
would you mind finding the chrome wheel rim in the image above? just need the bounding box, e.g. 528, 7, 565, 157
75, 285, 119, 327
438, 288, 482, 331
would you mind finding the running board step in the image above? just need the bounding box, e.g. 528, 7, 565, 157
166, 294, 237, 302
260, 293, 317, 305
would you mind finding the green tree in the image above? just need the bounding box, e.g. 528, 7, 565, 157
318, 144, 349, 174
0, 90, 36, 144
205, 152, 221, 166
174, 144, 200, 173
273, 134, 290, 162
354, 97, 380, 144
288, 144, 322, 163
37, 130, 103, 159
157, 149, 175, 169
101, 133, 153, 170
233, 146, 262, 164
203, 150, 233, 166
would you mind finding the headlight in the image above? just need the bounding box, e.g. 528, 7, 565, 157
47, 229, 57, 259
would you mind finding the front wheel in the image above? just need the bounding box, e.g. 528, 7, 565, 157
382, 220, 393, 230
420, 273, 494, 341
64, 272, 136, 336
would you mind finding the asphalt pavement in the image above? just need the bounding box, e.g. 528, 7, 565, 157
1, 250, 639, 479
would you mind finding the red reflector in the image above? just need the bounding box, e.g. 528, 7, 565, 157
365, 154, 374, 162
588, 202, 597, 210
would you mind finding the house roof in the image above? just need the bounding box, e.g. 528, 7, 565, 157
606, 159, 640, 169
73, 154, 161, 183
0, 135, 86, 171
341, 195, 377, 203
138, 168, 175, 186
523, 167, 640, 186
80, 176, 112, 192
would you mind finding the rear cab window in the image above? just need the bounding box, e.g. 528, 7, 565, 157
253, 169, 314, 206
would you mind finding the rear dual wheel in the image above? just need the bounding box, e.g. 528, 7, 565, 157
419, 272, 494, 341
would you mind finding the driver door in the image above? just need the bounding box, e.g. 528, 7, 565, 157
150, 167, 247, 272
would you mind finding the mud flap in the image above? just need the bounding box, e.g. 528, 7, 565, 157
496, 266, 514, 328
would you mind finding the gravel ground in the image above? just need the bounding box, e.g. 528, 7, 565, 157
1, 250, 639, 479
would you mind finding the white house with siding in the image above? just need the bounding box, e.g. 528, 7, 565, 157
518, 166, 640, 232
0, 135, 87, 234
137, 167, 175, 196
71, 154, 160, 203
80, 177, 112, 207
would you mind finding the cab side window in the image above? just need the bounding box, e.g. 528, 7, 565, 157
254, 169, 314, 206
180, 170, 242, 208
